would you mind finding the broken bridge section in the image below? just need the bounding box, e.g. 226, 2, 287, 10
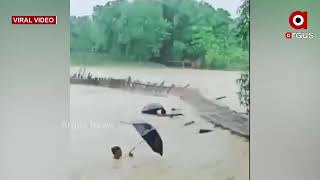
70, 70, 249, 139
172, 88, 249, 139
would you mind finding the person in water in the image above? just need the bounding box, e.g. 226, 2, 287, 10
111, 146, 134, 159
157, 108, 183, 117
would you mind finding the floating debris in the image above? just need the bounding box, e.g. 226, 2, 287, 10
216, 96, 226, 100
199, 129, 213, 134
184, 121, 195, 126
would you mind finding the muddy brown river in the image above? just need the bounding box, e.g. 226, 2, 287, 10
70, 67, 249, 180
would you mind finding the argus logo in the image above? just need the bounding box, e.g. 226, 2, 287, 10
288, 11, 308, 29
285, 11, 314, 40
285, 32, 314, 39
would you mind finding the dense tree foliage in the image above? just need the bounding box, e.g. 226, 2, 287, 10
70, 0, 249, 70
236, 0, 249, 113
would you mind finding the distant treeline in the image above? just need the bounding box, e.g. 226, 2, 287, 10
70, 0, 249, 70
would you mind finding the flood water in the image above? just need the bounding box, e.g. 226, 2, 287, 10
70, 67, 249, 180
71, 66, 245, 113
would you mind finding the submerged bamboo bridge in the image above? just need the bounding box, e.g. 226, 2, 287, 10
71, 69, 249, 139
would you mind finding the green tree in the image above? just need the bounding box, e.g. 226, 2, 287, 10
90, 0, 170, 61
70, 0, 249, 70
236, 0, 250, 113
70, 16, 94, 51
237, 0, 249, 50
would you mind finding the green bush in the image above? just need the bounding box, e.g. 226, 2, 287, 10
236, 71, 249, 113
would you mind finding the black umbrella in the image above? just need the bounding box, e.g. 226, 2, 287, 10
141, 103, 164, 115
132, 122, 163, 156
141, 103, 184, 117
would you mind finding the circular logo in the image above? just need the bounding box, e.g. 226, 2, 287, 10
293, 15, 304, 26
289, 11, 308, 29
285, 32, 292, 39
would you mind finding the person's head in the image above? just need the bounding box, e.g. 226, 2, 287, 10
160, 108, 166, 115
111, 146, 122, 159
